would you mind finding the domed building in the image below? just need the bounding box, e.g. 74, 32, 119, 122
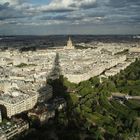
64, 37, 75, 50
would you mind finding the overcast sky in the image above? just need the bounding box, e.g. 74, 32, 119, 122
0, 0, 140, 35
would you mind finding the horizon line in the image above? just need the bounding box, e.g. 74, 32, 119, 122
0, 34, 140, 36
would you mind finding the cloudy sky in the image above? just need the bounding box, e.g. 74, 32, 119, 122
0, 0, 140, 35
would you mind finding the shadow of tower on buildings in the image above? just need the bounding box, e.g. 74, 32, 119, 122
46, 52, 67, 98
23, 47, 81, 140
38, 52, 67, 103
47, 52, 62, 81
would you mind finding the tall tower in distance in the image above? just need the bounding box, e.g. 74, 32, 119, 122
64, 37, 75, 50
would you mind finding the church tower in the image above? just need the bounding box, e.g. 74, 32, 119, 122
64, 37, 75, 50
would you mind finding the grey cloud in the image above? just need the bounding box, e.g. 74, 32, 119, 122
36, 0, 98, 14
41, 8, 74, 13
0, 3, 32, 20
98, 0, 140, 25
80, 1, 98, 9
87, 12, 106, 18
107, 0, 126, 8
0, 2, 9, 11
102, 13, 140, 25
70, 0, 98, 9
40, 14, 83, 21
130, 16, 140, 24
0, 0, 140, 35
108, 0, 140, 8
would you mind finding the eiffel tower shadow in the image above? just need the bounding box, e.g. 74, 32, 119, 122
21, 52, 82, 140
38, 52, 67, 103
46, 52, 67, 98
47, 52, 62, 81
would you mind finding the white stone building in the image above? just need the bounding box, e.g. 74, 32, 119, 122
0, 90, 38, 118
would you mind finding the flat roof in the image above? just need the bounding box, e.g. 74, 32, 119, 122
0, 90, 31, 104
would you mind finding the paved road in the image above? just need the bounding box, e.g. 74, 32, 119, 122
111, 92, 140, 100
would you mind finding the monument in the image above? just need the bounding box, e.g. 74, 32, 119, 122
64, 37, 75, 50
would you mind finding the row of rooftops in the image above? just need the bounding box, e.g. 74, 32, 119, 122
0, 88, 37, 104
